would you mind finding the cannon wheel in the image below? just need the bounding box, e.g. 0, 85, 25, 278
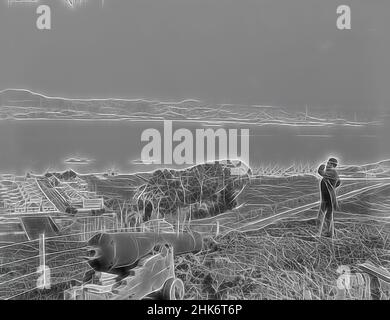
162, 277, 184, 300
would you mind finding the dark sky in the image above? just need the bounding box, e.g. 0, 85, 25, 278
0, 0, 389, 112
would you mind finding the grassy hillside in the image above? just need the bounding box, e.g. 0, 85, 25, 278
177, 219, 390, 300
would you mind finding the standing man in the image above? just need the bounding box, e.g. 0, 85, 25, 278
317, 157, 341, 238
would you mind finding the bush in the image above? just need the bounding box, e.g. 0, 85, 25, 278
133, 162, 249, 220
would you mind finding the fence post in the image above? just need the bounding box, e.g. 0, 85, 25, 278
83, 222, 86, 242
103, 217, 106, 232
215, 220, 220, 237
37, 233, 51, 290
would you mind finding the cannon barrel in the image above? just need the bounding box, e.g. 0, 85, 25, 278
87, 231, 203, 273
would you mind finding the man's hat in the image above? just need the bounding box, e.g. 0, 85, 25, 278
328, 158, 338, 165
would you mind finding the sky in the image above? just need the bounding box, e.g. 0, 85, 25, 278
0, 0, 389, 113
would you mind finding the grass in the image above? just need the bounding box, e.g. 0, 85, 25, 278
175, 219, 390, 300
252, 163, 317, 177
3, 217, 390, 300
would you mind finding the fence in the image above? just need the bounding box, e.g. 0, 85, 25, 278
0, 214, 139, 300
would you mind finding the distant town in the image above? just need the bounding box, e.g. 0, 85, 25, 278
0, 170, 107, 242
0, 171, 104, 215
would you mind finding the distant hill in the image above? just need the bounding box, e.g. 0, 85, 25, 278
0, 89, 381, 126
338, 159, 390, 178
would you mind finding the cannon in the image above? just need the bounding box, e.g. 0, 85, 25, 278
64, 228, 203, 300
87, 231, 203, 276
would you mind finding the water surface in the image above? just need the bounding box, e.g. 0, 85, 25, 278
0, 120, 387, 175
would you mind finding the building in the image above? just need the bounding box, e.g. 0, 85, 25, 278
82, 198, 104, 210
41, 200, 57, 212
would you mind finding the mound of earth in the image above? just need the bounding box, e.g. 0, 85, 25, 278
133, 160, 252, 221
